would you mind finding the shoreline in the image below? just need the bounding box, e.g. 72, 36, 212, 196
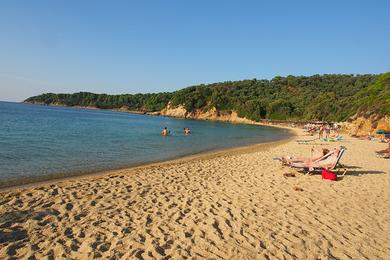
0, 128, 296, 192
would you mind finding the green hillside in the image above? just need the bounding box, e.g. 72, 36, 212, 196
25, 73, 390, 122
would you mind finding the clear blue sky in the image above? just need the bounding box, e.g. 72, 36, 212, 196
1, 0, 389, 101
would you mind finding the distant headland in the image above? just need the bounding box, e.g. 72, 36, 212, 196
25, 72, 390, 135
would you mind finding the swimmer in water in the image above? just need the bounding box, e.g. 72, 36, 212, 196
161, 127, 169, 136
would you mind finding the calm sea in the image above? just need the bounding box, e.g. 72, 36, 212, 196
0, 101, 290, 187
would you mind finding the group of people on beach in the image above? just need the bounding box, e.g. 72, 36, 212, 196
301, 122, 390, 160
353, 130, 390, 157
161, 127, 191, 136
303, 122, 341, 140
318, 124, 331, 139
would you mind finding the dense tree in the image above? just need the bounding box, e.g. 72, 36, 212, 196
25, 72, 390, 122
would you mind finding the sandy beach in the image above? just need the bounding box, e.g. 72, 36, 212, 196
0, 129, 389, 259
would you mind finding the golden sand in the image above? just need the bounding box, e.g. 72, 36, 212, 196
0, 129, 389, 259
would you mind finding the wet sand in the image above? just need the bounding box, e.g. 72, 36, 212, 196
0, 129, 389, 259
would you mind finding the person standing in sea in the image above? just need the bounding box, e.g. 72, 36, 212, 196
161, 127, 169, 136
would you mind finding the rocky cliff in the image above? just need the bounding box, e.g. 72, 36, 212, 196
341, 115, 390, 137
159, 103, 254, 124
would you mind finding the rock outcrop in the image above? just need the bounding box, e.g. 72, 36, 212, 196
341, 115, 390, 137
159, 103, 255, 124
160, 104, 187, 118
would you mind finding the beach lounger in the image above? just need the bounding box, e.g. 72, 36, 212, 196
273, 147, 335, 165
296, 138, 318, 144
322, 135, 343, 142
376, 152, 390, 159
289, 146, 347, 176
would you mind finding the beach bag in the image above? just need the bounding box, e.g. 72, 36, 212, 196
321, 169, 337, 181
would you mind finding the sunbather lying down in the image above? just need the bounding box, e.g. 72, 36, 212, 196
288, 148, 341, 170
376, 142, 390, 154
280, 148, 330, 165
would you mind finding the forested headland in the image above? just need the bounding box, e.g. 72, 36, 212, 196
25, 72, 390, 122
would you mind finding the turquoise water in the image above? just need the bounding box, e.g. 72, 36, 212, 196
0, 101, 290, 187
